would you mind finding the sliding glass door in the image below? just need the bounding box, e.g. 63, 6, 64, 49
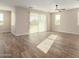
29, 12, 47, 33
30, 13, 38, 33
38, 15, 47, 32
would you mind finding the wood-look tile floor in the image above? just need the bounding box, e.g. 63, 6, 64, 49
0, 32, 79, 58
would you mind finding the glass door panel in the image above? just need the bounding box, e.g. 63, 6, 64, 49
29, 13, 39, 33
38, 15, 47, 32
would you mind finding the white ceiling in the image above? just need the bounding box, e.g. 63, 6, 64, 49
0, 0, 79, 12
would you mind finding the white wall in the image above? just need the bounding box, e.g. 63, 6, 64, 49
0, 10, 11, 33
52, 8, 79, 34
47, 13, 52, 32
11, 6, 30, 36
15, 7, 30, 36
11, 8, 16, 35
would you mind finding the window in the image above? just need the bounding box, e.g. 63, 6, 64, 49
55, 15, 61, 25
0, 13, 4, 25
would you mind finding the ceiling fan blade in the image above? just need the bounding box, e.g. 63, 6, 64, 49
57, 8, 66, 10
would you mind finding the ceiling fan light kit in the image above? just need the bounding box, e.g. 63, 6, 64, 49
55, 4, 66, 12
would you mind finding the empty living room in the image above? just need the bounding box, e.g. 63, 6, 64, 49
0, 0, 79, 58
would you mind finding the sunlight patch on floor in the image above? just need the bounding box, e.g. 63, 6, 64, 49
48, 34, 57, 39
37, 34, 57, 54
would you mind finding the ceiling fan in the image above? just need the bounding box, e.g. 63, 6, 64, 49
55, 5, 66, 12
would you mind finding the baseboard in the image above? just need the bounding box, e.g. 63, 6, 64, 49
54, 30, 79, 35
11, 30, 79, 36
14, 31, 48, 36
15, 33, 29, 36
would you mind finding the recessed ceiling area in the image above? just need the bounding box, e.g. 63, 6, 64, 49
0, 0, 79, 12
